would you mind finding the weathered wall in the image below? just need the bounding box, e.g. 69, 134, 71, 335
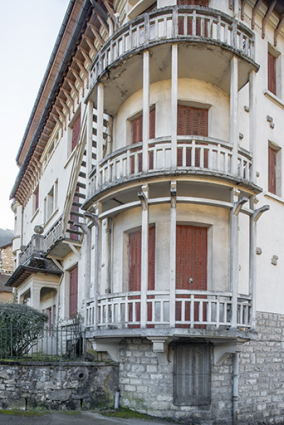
0, 361, 119, 411
118, 312, 284, 424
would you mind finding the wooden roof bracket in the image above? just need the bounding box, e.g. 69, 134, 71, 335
252, 0, 262, 30
57, 97, 71, 119
69, 68, 85, 97
262, 0, 276, 38
241, 0, 248, 20
78, 46, 92, 67
65, 77, 80, 103
72, 58, 89, 89
87, 22, 104, 47
50, 111, 64, 134
82, 34, 97, 56
274, 14, 284, 46
102, 0, 116, 24
97, 14, 109, 36
53, 106, 66, 130
61, 88, 75, 113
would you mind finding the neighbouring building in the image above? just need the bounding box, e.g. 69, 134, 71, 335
6, 0, 284, 423
0, 243, 13, 275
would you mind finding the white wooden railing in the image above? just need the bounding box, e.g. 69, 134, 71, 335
86, 290, 251, 330
97, 137, 252, 188
90, 6, 255, 86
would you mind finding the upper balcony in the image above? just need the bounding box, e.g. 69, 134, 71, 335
87, 5, 259, 114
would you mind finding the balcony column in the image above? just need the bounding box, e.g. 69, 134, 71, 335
31, 284, 41, 311
143, 51, 150, 172
249, 197, 257, 329
86, 100, 94, 178
171, 44, 178, 169
101, 218, 111, 294
230, 189, 240, 328
249, 70, 256, 184
139, 184, 149, 328
170, 182, 177, 327
230, 57, 239, 176
96, 83, 104, 190
94, 202, 102, 330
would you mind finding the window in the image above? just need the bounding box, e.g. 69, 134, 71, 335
128, 227, 155, 327
268, 143, 281, 196
44, 180, 58, 223
130, 108, 156, 173
174, 343, 211, 406
177, 106, 208, 167
33, 186, 39, 214
177, 1, 209, 36
268, 46, 281, 98
71, 114, 81, 152
69, 265, 78, 318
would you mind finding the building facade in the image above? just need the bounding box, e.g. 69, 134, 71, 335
7, 0, 284, 423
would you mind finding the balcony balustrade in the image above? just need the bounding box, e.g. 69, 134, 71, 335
95, 137, 252, 190
86, 290, 251, 330
90, 6, 255, 87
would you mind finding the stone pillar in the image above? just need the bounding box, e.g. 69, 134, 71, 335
143, 51, 150, 172
32, 284, 41, 311
249, 70, 256, 184
140, 185, 149, 328
230, 189, 240, 328
171, 44, 178, 169
96, 83, 104, 190
230, 57, 239, 176
170, 182, 177, 327
94, 202, 102, 330
86, 100, 94, 177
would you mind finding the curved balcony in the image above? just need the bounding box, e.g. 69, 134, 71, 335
88, 6, 258, 112
88, 136, 253, 196
86, 290, 251, 331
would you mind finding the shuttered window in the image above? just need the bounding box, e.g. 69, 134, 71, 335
72, 114, 81, 151
174, 344, 211, 406
69, 265, 78, 318
177, 0, 208, 5
131, 108, 156, 173
268, 146, 277, 195
268, 52, 276, 96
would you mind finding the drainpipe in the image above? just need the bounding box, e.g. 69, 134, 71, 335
233, 351, 239, 425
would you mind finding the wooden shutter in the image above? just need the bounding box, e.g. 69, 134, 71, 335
129, 230, 142, 292
149, 108, 156, 139
131, 116, 143, 144
69, 265, 78, 318
177, 106, 208, 137
268, 52, 276, 95
35, 188, 39, 211
174, 344, 211, 406
72, 114, 81, 151
268, 146, 277, 194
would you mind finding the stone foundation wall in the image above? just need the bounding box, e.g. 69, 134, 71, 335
0, 361, 119, 411
118, 312, 284, 424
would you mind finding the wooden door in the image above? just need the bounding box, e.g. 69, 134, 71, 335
128, 227, 155, 327
176, 225, 207, 327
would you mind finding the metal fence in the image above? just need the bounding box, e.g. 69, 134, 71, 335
0, 323, 84, 361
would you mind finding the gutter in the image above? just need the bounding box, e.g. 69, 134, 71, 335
11, 0, 92, 200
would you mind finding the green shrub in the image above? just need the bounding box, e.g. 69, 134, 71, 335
0, 304, 47, 358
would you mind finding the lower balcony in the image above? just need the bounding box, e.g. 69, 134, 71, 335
86, 290, 251, 332
89, 137, 253, 196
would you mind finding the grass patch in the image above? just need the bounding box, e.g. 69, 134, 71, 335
0, 409, 45, 417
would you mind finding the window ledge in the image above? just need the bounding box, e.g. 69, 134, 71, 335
44, 208, 59, 227
64, 147, 77, 169
264, 90, 284, 109
264, 191, 284, 205
30, 209, 39, 223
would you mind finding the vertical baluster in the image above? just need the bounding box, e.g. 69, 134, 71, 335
200, 146, 204, 168
216, 296, 220, 329
181, 299, 185, 324
193, 10, 196, 36
217, 14, 221, 41
208, 146, 212, 170
191, 140, 196, 166
199, 298, 203, 324
125, 297, 129, 327
190, 294, 194, 328
111, 302, 114, 325
208, 299, 212, 325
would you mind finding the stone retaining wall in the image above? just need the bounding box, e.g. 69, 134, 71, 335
0, 361, 119, 411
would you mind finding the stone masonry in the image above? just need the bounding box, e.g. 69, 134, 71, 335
118, 312, 284, 424
0, 361, 119, 411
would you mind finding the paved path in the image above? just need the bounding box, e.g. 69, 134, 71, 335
0, 410, 182, 425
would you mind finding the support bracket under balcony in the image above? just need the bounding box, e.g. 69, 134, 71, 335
147, 337, 169, 365
213, 340, 244, 365
92, 338, 121, 362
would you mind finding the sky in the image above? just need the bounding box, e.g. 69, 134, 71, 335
0, 0, 70, 230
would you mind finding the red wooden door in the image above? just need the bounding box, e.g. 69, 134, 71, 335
176, 225, 207, 328
268, 52, 276, 95
177, 106, 208, 168
268, 146, 277, 194
69, 265, 78, 318
128, 227, 155, 327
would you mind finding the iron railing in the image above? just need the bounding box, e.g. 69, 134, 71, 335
0, 323, 84, 361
